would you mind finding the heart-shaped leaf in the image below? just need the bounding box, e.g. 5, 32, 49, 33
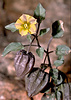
42, 93, 55, 100
2, 42, 24, 56
52, 20, 64, 38
58, 83, 71, 100
27, 34, 32, 42
54, 60, 64, 67
58, 55, 64, 61
34, 3, 46, 23
41, 94, 48, 100
50, 68, 64, 85
50, 68, 58, 80
49, 93, 55, 100
5, 23, 18, 32
36, 47, 44, 59
55, 91, 61, 100
39, 28, 50, 36
25, 68, 49, 97
56, 45, 70, 56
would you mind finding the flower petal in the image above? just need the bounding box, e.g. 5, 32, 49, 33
15, 18, 24, 24
20, 14, 27, 22
15, 19, 24, 29
15, 14, 37, 36
15, 24, 23, 29
25, 15, 31, 22
29, 24, 36, 34
19, 28, 28, 36
25, 15, 37, 24
29, 17, 37, 24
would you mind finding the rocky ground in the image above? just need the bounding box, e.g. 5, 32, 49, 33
0, 0, 71, 100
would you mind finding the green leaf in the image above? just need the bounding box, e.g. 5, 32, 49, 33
2, 42, 24, 56
41, 93, 55, 100
52, 20, 64, 38
39, 28, 50, 36
36, 47, 44, 59
58, 83, 71, 100
56, 75, 63, 85
5, 23, 18, 32
48, 93, 55, 100
41, 94, 47, 100
50, 69, 64, 85
44, 89, 50, 93
54, 60, 64, 67
58, 55, 64, 61
27, 34, 32, 42
50, 68, 58, 79
55, 91, 61, 100
34, 3, 46, 23
56, 45, 70, 56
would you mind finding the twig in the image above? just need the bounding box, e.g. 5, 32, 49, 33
43, 37, 53, 68
27, 37, 35, 53
47, 37, 53, 50
35, 36, 41, 47
30, 97, 34, 100
23, 44, 38, 47
23, 44, 54, 54
27, 23, 40, 53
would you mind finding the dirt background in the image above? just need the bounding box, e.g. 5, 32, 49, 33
0, 0, 71, 100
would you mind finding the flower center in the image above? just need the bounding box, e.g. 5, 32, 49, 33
24, 23, 28, 29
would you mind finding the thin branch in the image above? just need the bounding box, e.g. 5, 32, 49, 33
35, 36, 41, 47
23, 44, 54, 55
43, 37, 53, 67
47, 37, 53, 68
35, 33, 54, 67
23, 44, 38, 47
47, 37, 53, 51
27, 37, 35, 53
36, 23, 40, 36
30, 97, 34, 100
43, 55, 47, 64
27, 23, 41, 53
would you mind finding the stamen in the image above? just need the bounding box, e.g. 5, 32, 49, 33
24, 24, 28, 29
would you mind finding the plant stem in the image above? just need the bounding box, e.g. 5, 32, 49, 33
36, 23, 40, 36
35, 36, 41, 47
43, 55, 47, 64
23, 44, 38, 47
27, 37, 35, 53
47, 37, 53, 68
43, 37, 53, 68
24, 43, 54, 52
47, 37, 53, 50
24, 43, 54, 54
27, 23, 40, 53
30, 97, 34, 100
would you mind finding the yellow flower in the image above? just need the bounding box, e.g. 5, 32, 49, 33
15, 14, 37, 36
